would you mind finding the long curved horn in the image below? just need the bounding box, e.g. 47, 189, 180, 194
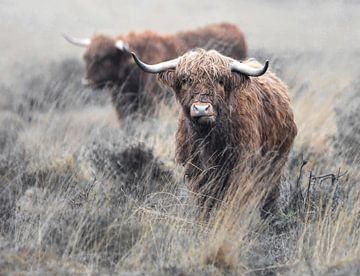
115, 40, 129, 52
62, 33, 91, 47
131, 52, 179, 74
230, 60, 269, 77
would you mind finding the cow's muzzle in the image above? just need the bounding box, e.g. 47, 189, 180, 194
190, 102, 215, 124
81, 77, 92, 87
81, 77, 112, 89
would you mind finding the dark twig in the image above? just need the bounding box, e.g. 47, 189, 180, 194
303, 168, 348, 215
310, 170, 347, 185
289, 159, 308, 217
296, 160, 307, 200
305, 171, 312, 210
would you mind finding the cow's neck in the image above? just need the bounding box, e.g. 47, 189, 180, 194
184, 115, 239, 193
186, 116, 238, 162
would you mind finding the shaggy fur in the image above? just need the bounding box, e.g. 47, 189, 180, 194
81, 23, 247, 118
156, 49, 297, 215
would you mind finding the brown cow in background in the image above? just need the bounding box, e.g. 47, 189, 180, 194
63, 23, 247, 118
132, 49, 297, 217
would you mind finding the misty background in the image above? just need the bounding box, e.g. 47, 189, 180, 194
1, 0, 359, 83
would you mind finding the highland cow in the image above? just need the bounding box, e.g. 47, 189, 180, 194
132, 49, 297, 216
63, 23, 247, 118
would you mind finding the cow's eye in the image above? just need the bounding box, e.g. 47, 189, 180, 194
102, 58, 113, 67
218, 78, 225, 86
181, 76, 192, 86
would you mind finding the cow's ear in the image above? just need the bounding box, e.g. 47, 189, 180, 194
157, 71, 176, 88
228, 73, 249, 92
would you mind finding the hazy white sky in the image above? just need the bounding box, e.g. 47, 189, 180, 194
0, 0, 358, 73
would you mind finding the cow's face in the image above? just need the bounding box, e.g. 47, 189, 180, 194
159, 51, 246, 126
83, 35, 130, 89
132, 48, 268, 128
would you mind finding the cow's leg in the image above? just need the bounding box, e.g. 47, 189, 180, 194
260, 181, 280, 220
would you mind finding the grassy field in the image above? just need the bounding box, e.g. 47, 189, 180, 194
1, 1, 360, 275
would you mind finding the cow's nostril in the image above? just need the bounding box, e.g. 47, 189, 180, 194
205, 105, 210, 111
193, 105, 199, 111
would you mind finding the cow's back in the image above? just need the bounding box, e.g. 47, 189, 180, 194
236, 60, 297, 161
177, 23, 247, 60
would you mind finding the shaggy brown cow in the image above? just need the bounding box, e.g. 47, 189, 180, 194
63, 23, 247, 118
132, 49, 297, 216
